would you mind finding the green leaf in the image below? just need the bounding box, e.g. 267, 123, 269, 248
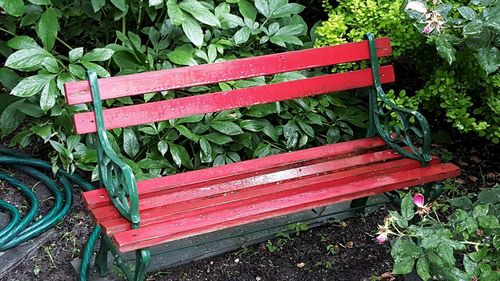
28, 0, 52, 4
175, 125, 200, 141
458, 6, 477, 20
110, 0, 128, 12
7, 36, 40, 50
1, 0, 25, 16
234, 27, 251, 44
326, 126, 340, 143
11, 74, 56, 97
82, 48, 115, 62
167, 0, 186, 25
463, 255, 478, 276
401, 193, 415, 221
157, 140, 169, 156
81, 61, 110, 77
253, 143, 271, 158
30, 124, 51, 142
476, 47, 498, 74
123, 128, 139, 158
416, 257, 431, 281
20, 5, 42, 27
179, 0, 220, 27
199, 137, 212, 163
434, 36, 456, 65
36, 8, 59, 51
205, 132, 233, 145
0, 99, 25, 137
444, 268, 469, 281
39, 78, 57, 111
5, 48, 51, 71
181, 15, 204, 47
297, 119, 314, 137
473, 204, 489, 218
167, 44, 197, 66
69, 47, 84, 63
255, 0, 270, 18
239, 119, 267, 132
478, 215, 500, 228
437, 243, 455, 266
447, 196, 473, 210
176, 114, 204, 124
391, 238, 420, 261
0, 67, 21, 90
271, 3, 304, 18
91, 0, 106, 12
463, 19, 484, 35
392, 257, 415, 275
169, 143, 193, 169
238, 0, 257, 21
210, 121, 243, 135
478, 188, 500, 204
149, 0, 163, 6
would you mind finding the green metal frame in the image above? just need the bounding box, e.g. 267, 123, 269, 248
87, 70, 150, 281
365, 33, 432, 167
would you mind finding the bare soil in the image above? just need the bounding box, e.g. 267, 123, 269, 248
1, 135, 498, 281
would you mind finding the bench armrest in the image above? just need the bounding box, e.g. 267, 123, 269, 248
366, 33, 432, 166
87, 70, 141, 228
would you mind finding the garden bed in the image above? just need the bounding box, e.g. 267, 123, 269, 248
1, 134, 498, 281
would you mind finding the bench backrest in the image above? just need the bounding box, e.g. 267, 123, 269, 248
65, 38, 394, 134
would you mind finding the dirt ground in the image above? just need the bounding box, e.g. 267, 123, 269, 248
1, 134, 498, 281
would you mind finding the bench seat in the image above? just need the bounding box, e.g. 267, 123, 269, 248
83, 137, 459, 252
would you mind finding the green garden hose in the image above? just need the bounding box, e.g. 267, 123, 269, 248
0, 146, 98, 280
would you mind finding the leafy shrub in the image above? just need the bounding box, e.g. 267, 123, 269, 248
0, 0, 368, 178
377, 187, 500, 281
403, 0, 499, 143
315, 0, 499, 143
315, 0, 423, 57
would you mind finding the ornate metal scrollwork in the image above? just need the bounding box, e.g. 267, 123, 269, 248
88, 70, 140, 228
366, 33, 432, 166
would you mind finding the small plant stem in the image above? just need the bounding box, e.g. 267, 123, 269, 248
56, 37, 73, 50
433, 209, 441, 224
461, 241, 485, 246
122, 16, 127, 36
0, 27, 16, 36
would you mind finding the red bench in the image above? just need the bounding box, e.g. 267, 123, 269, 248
65, 34, 460, 280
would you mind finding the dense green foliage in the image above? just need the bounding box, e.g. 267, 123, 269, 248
0, 0, 367, 179
382, 187, 500, 281
315, 0, 423, 57
315, 0, 499, 143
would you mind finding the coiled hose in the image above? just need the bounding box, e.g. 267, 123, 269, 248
0, 146, 100, 280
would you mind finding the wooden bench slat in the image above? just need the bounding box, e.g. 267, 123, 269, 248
99, 156, 442, 236
64, 38, 392, 105
91, 148, 405, 223
73, 65, 395, 134
112, 163, 460, 252
83, 137, 387, 209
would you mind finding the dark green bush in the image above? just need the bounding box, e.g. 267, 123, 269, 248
0, 0, 368, 179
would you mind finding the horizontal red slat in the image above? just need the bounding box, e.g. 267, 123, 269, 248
100, 157, 442, 235
73, 65, 395, 134
83, 137, 387, 209
113, 163, 460, 252
92, 149, 405, 223
64, 38, 392, 105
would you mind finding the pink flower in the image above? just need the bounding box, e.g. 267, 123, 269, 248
376, 232, 388, 244
413, 193, 425, 208
375, 225, 390, 244
413, 193, 431, 216
422, 25, 432, 35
